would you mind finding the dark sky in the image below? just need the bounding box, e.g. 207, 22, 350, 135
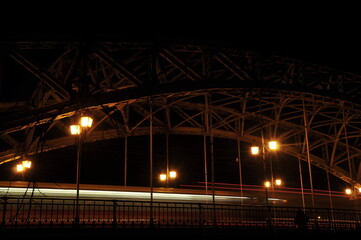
1, 2, 360, 73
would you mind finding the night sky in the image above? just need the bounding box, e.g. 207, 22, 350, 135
0, 3, 358, 192
1, 2, 360, 73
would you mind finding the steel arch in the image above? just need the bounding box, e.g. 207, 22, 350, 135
1, 40, 361, 188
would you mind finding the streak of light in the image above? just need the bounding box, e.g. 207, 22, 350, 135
186, 182, 350, 197
0, 187, 270, 202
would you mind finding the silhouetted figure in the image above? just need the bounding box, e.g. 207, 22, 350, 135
294, 210, 309, 230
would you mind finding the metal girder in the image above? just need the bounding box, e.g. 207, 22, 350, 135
93, 46, 144, 87
158, 48, 201, 82
214, 52, 254, 81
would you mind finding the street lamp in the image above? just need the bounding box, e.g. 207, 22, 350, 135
250, 140, 279, 156
169, 171, 177, 179
80, 116, 93, 128
16, 159, 32, 181
251, 146, 260, 155
264, 179, 283, 188
70, 125, 81, 135
251, 140, 280, 206
70, 113, 93, 226
159, 171, 177, 186
268, 141, 278, 150
22, 160, 32, 169
159, 174, 167, 181
16, 164, 24, 172
16, 159, 32, 172
275, 178, 282, 186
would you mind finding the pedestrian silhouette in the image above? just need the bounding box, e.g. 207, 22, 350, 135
294, 210, 309, 230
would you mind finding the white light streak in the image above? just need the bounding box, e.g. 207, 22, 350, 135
0, 187, 259, 202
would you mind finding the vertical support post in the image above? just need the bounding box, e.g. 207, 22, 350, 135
258, 89, 269, 208
238, 99, 246, 205
260, 130, 269, 207
297, 156, 306, 210
207, 93, 215, 205
203, 135, 208, 198
75, 135, 82, 226
165, 96, 171, 188
237, 139, 243, 205
303, 99, 315, 208
204, 92, 210, 200
124, 135, 128, 186
210, 133, 215, 205
166, 133, 170, 188
207, 93, 217, 227
149, 97, 154, 227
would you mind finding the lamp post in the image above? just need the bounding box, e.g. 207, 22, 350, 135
16, 159, 32, 181
264, 179, 283, 188
159, 171, 177, 187
251, 140, 279, 206
16, 161, 32, 173
70, 114, 93, 226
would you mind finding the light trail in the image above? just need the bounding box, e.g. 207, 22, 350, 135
0, 187, 261, 203
192, 182, 350, 198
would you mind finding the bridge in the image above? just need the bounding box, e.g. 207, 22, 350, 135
1, 36, 361, 238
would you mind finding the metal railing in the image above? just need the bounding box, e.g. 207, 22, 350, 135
1, 197, 360, 230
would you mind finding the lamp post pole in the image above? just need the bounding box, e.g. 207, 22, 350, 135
70, 115, 93, 227
75, 134, 82, 226
251, 141, 279, 207
261, 145, 269, 207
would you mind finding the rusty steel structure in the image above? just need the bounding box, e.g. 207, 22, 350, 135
1, 39, 361, 191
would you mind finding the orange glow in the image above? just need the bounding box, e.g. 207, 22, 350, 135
22, 160, 31, 169
169, 171, 177, 178
268, 141, 278, 150
159, 174, 167, 181
275, 179, 282, 186
251, 146, 260, 155
70, 125, 81, 135
80, 116, 93, 128
16, 164, 24, 172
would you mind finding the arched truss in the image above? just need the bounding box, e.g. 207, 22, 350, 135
1, 40, 361, 188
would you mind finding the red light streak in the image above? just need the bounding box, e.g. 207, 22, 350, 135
179, 182, 352, 198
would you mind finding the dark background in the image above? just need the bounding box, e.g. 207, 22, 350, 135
1, 2, 360, 73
